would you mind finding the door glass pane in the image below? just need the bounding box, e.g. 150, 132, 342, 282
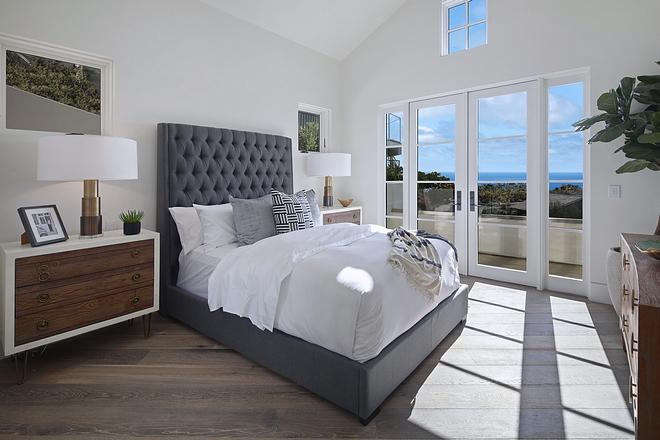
386, 217, 403, 229
418, 220, 455, 243
386, 147, 403, 181
548, 83, 583, 280
476, 91, 528, 272
418, 105, 456, 143
478, 224, 526, 270
418, 182, 455, 219
386, 182, 403, 216
477, 92, 526, 138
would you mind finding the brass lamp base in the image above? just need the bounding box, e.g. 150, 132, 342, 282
323, 176, 333, 207
80, 179, 103, 238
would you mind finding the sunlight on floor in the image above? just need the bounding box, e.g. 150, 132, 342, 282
406, 280, 635, 439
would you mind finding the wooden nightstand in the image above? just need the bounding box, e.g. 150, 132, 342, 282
0, 229, 159, 384
321, 205, 362, 225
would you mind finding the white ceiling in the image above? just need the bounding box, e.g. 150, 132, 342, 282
199, 0, 407, 61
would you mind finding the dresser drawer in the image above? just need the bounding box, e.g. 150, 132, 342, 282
15, 240, 154, 288
323, 209, 361, 225
15, 263, 154, 316
15, 286, 153, 345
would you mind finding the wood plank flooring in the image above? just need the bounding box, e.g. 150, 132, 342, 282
0, 276, 634, 439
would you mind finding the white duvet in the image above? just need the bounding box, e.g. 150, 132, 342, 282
206, 223, 460, 362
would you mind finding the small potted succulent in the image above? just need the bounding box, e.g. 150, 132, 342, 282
119, 210, 144, 235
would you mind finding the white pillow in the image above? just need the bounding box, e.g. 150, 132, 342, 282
194, 203, 238, 252
168, 206, 204, 255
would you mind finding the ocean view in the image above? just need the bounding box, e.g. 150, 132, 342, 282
433, 172, 583, 189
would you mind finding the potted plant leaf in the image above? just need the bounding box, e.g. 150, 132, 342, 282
572, 60, 660, 312
119, 210, 144, 235
572, 61, 660, 174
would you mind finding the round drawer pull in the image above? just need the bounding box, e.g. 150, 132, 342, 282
37, 320, 49, 331
353, 213, 358, 219
132, 273, 142, 282
38, 272, 50, 282
38, 265, 49, 274
37, 293, 51, 303
327, 218, 334, 223
132, 249, 141, 258
132, 297, 141, 306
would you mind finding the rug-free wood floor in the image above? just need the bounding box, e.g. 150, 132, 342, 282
0, 276, 634, 439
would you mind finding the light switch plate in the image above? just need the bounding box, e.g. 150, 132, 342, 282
609, 185, 621, 198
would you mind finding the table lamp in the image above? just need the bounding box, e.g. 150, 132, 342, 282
37, 134, 138, 238
307, 153, 351, 207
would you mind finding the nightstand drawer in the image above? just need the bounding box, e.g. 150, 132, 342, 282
15, 286, 153, 345
323, 209, 361, 225
15, 240, 154, 288
15, 263, 154, 316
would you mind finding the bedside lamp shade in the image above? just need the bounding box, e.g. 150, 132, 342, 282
38, 134, 138, 237
307, 153, 351, 207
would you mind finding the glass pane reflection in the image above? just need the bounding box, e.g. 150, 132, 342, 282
418, 220, 455, 243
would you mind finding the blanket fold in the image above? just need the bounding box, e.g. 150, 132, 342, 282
387, 227, 443, 300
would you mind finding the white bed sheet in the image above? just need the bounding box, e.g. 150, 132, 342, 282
178, 224, 460, 362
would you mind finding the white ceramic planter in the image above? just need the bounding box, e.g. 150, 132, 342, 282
606, 246, 621, 316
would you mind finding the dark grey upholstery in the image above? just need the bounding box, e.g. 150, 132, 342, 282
156, 122, 469, 424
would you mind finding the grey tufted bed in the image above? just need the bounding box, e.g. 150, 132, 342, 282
156, 122, 469, 424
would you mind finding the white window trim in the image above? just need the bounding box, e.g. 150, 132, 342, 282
0, 32, 114, 135
298, 102, 331, 153
440, 0, 488, 56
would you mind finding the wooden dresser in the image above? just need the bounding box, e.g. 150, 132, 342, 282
321, 205, 361, 225
1, 229, 159, 383
620, 233, 660, 439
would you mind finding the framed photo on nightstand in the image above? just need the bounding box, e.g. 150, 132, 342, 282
17, 204, 68, 246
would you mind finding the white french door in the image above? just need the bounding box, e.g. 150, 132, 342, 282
466, 81, 539, 285
410, 82, 537, 285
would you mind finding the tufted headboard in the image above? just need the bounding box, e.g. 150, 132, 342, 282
156, 123, 293, 315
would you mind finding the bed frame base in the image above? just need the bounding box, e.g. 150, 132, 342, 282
164, 283, 468, 423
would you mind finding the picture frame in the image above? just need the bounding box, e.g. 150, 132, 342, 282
17, 205, 68, 247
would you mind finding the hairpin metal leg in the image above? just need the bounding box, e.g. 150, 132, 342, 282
142, 313, 152, 339
13, 351, 28, 385
127, 318, 134, 326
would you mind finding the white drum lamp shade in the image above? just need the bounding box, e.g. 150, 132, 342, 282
307, 153, 351, 207
37, 134, 138, 237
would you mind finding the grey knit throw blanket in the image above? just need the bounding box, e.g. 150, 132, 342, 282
387, 227, 442, 300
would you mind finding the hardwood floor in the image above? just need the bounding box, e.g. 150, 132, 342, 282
0, 276, 634, 439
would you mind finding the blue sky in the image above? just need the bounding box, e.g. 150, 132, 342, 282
414, 82, 584, 176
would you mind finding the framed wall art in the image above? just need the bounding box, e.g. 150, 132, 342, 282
17, 205, 68, 246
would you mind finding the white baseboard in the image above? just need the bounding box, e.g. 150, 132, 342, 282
589, 282, 612, 305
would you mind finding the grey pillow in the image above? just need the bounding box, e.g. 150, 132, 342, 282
301, 189, 322, 227
229, 194, 277, 246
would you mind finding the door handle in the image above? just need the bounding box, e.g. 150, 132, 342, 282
470, 191, 480, 212
454, 190, 462, 211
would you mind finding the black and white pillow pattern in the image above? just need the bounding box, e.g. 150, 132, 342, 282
271, 190, 313, 234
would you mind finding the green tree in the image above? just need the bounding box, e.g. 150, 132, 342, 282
298, 121, 319, 152
6, 50, 101, 115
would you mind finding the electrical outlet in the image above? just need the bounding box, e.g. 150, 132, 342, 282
106, 221, 117, 231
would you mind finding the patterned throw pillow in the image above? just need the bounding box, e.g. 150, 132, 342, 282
271, 189, 312, 234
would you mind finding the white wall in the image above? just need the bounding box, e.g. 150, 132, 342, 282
341, 0, 660, 297
0, 0, 341, 243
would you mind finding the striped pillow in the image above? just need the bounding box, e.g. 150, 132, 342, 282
271, 190, 312, 234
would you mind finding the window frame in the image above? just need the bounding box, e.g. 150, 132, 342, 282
440, 0, 488, 56
0, 32, 114, 135
297, 103, 331, 153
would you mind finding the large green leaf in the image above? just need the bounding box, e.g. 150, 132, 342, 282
596, 90, 618, 114
621, 143, 660, 160
638, 132, 660, 144
616, 159, 655, 174
588, 122, 625, 143
651, 111, 660, 130
571, 113, 608, 131
617, 77, 636, 116
638, 74, 660, 85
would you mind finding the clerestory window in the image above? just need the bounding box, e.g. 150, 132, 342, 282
441, 0, 487, 56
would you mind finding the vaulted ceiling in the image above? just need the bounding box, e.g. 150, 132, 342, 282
199, 0, 407, 60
